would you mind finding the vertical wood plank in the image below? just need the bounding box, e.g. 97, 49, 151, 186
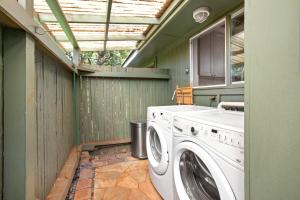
35, 47, 74, 199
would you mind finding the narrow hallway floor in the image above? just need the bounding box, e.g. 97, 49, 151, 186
67, 144, 162, 200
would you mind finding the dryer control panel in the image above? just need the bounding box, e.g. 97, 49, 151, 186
173, 116, 244, 167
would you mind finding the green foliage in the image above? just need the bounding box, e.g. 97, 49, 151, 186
80, 50, 131, 67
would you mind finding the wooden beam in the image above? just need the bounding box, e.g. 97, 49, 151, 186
0, 0, 75, 72
104, 0, 113, 51
45, 0, 79, 49
65, 46, 136, 52
46, 148, 80, 200
81, 139, 132, 151
3, 29, 37, 200
79, 71, 170, 79
55, 34, 146, 41
73, 48, 81, 68
39, 13, 160, 25
77, 66, 96, 73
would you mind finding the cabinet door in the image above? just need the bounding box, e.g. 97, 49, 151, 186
212, 31, 225, 77
199, 34, 212, 77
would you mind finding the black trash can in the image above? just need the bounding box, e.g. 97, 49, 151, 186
130, 121, 147, 159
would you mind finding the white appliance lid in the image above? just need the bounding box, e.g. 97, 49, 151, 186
152, 105, 214, 112
180, 110, 244, 132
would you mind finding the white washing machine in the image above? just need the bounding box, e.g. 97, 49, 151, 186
172, 110, 244, 200
146, 105, 214, 200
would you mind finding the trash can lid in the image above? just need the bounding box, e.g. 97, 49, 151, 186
130, 121, 146, 127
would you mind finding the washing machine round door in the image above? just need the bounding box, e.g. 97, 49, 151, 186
174, 141, 235, 200
146, 122, 169, 175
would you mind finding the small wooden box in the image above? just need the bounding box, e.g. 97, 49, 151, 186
176, 84, 193, 105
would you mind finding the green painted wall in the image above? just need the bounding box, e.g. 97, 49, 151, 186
78, 71, 170, 143
0, 25, 3, 200
245, 0, 300, 199
35, 48, 73, 199
157, 40, 190, 102
156, 32, 244, 107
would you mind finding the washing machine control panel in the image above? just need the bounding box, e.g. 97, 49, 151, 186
173, 116, 244, 166
150, 111, 173, 130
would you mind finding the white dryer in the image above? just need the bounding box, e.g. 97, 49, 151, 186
146, 105, 214, 200
172, 110, 244, 200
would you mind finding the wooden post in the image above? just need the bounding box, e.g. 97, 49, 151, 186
3, 28, 37, 200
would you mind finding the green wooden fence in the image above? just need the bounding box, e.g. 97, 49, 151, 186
78, 67, 170, 143
36, 48, 73, 199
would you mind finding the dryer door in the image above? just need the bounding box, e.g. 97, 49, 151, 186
146, 122, 169, 175
174, 141, 235, 200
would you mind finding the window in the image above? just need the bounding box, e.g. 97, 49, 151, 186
191, 20, 226, 87
231, 10, 245, 83
190, 8, 244, 88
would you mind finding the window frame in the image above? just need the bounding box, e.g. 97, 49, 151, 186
189, 8, 244, 89
230, 8, 245, 85
190, 18, 227, 89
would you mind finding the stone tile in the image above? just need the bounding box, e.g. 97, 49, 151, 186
129, 189, 151, 200
95, 154, 114, 162
126, 161, 147, 172
74, 188, 91, 200
81, 151, 90, 158
79, 168, 94, 179
115, 145, 130, 153
80, 158, 90, 165
145, 172, 151, 182
95, 171, 121, 180
80, 162, 94, 169
92, 160, 108, 167
76, 179, 92, 191
115, 152, 128, 159
139, 180, 162, 200
126, 156, 139, 161
71, 145, 159, 200
102, 187, 131, 200
107, 156, 126, 165
116, 174, 138, 189
95, 162, 130, 173
139, 160, 149, 168
94, 178, 117, 188
128, 169, 147, 183
94, 188, 106, 199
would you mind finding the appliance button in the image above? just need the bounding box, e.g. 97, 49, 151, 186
152, 112, 156, 119
191, 126, 199, 136
191, 127, 195, 133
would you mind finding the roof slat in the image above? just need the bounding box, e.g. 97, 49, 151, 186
61, 41, 137, 51
54, 33, 145, 41
38, 13, 160, 24
34, 0, 174, 52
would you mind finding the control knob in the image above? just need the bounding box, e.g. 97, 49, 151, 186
191, 127, 198, 135
152, 112, 156, 119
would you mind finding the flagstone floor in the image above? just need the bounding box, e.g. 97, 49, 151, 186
67, 144, 162, 200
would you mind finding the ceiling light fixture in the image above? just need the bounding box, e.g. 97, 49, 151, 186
193, 7, 210, 23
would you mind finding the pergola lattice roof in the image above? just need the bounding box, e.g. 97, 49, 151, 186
34, 0, 176, 52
